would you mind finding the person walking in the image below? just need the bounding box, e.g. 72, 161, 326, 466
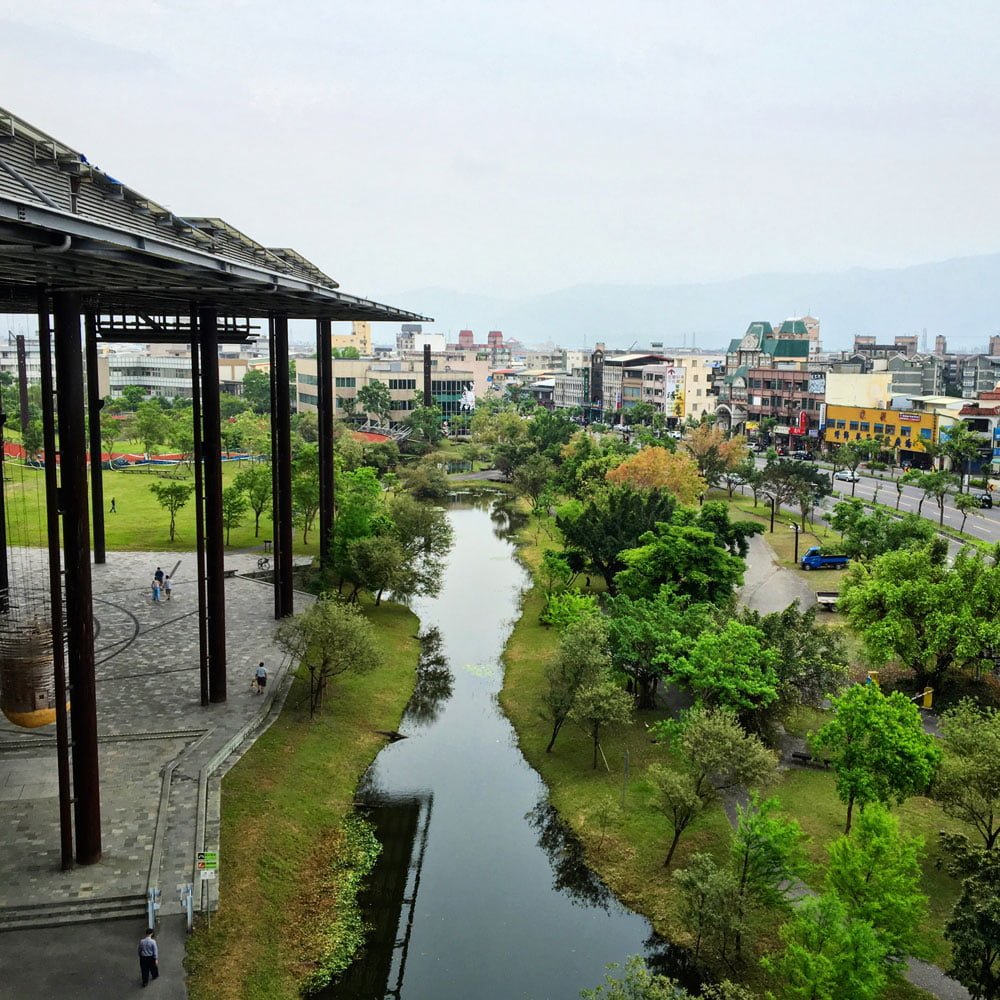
255, 661, 267, 695
151, 578, 160, 603
137, 928, 158, 986
164, 575, 173, 601
110, 497, 116, 514
154, 566, 165, 586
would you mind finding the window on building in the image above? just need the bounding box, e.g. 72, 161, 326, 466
920, 428, 932, 440
860, 422, 870, 432
299, 392, 318, 406
388, 378, 416, 390
335, 376, 356, 388
874, 423, 884, 434
849, 421, 859, 431
836, 420, 846, 429
885, 424, 895, 434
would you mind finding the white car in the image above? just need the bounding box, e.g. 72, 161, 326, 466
833, 470, 860, 482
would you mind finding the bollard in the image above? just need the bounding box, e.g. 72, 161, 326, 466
146, 887, 161, 928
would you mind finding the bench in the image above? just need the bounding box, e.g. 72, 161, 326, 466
791, 751, 830, 769
223, 568, 238, 579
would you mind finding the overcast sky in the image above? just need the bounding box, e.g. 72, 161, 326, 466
2, 1, 999, 309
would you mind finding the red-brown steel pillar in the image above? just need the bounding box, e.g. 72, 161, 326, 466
190, 306, 209, 706
272, 314, 294, 617
38, 289, 74, 869
85, 312, 106, 564
268, 318, 282, 620
52, 290, 102, 865
198, 305, 227, 702
316, 318, 334, 568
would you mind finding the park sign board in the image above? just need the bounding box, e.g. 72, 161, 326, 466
197, 850, 218, 879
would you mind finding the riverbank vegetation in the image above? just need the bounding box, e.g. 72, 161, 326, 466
185, 596, 421, 1000
479, 405, 1000, 1000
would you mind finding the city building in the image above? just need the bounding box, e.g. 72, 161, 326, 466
824, 403, 937, 463
331, 320, 372, 355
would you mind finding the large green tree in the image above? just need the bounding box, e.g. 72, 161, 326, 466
275, 596, 381, 716
556, 485, 676, 593
149, 481, 194, 542
221, 485, 249, 546
569, 674, 634, 769
357, 380, 393, 425
838, 545, 1000, 690
811, 683, 942, 833
241, 368, 271, 413
934, 700, 1000, 850
543, 616, 610, 753
233, 464, 272, 538
824, 805, 928, 966
826, 499, 936, 562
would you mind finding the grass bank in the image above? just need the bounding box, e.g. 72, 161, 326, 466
499, 503, 957, 998
185, 597, 421, 1000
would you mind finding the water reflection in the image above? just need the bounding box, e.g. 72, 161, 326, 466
525, 799, 614, 912
403, 628, 453, 728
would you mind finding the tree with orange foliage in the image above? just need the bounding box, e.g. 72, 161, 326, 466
683, 425, 748, 487
606, 447, 705, 504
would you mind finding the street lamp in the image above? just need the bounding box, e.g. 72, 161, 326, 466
763, 492, 776, 533
790, 521, 801, 563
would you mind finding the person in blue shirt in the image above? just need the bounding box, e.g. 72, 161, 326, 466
138, 928, 158, 986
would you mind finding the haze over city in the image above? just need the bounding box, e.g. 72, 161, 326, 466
3, 1, 999, 346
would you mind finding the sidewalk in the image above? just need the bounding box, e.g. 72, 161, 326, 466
0, 547, 311, 936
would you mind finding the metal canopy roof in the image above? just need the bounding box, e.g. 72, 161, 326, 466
0, 107, 429, 323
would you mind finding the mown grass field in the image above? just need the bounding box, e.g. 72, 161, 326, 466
1, 458, 310, 555
499, 500, 964, 998
185, 597, 421, 1000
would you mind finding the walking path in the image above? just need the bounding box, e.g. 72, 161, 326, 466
735, 534, 970, 999
0, 547, 311, 938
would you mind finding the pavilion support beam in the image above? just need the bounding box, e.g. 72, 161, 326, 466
316, 318, 334, 568
38, 289, 74, 871
52, 289, 102, 866
85, 312, 106, 564
190, 306, 209, 706
0, 413, 9, 612
269, 318, 281, 620
199, 305, 227, 703
272, 314, 294, 617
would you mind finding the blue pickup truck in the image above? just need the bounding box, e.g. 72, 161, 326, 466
801, 547, 850, 571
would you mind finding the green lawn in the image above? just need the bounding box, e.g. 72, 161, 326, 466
1, 458, 310, 555
500, 504, 958, 998
185, 597, 421, 1000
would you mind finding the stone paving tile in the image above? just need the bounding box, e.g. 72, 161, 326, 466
0, 547, 310, 918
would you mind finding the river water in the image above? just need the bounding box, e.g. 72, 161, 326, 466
323, 497, 680, 1000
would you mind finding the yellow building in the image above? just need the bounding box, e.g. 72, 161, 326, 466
330, 320, 372, 355
824, 403, 936, 455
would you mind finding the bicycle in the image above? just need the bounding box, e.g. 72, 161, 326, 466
257, 556, 271, 571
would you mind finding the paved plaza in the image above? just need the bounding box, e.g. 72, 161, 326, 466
0, 547, 310, 929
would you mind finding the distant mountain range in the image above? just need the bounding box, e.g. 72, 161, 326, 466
389, 253, 1000, 354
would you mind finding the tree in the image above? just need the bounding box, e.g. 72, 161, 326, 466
332, 465, 386, 578
579, 954, 693, 999
934, 700, 1000, 850
736, 603, 848, 733
940, 420, 983, 489
760, 459, 830, 529
649, 707, 778, 866
241, 368, 271, 413
669, 620, 781, 727
234, 464, 272, 537
399, 458, 451, 500
512, 453, 555, 509
275, 596, 381, 716
232, 410, 271, 460
149, 481, 194, 541
357, 380, 393, 425
955, 490, 983, 534
762, 893, 888, 1000
101, 416, 125, 464
345, 535, 404, 604
728, 794, 808, 958
826, 499, 935, 561
22, 419, 43, 461
683, 425, 747, 487
135, 401, 164, 456
673, 854, 740, 965
606, 591, 712, 709
838, 545, 1000, 690
405, 403, 444, 449
120, 385, 146, 410
811, 682, 942, 833
556, 486, 676, 593
543, 616, 610, 753
167, 415, 195, 470
941, 833, 1000, 1000
539, 590, 601, 630
221, 485, 249, 546
292, 455, 321, 544
605, 447, 705, 504
824, 804, 928, 965
382, 493, 453, 603
919, 469, 960, 526
569, 674, 634, 769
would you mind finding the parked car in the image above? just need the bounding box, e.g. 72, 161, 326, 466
833, 470, 860, 482
790, 450, 813, 461
978, 493, 993, 509
801, 547, 850, 570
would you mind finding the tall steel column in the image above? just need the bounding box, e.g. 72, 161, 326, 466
268, 318, 282, 620
0, 414, 9, 612
52, 290, 102, 865
85, 312, 106, 565
423, 344, 432, 407
198, 305, 227, 703
190, 307, 209, 707
316, 317, 334, 568
38, 290, 74, 870
273, 315, 294, 617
